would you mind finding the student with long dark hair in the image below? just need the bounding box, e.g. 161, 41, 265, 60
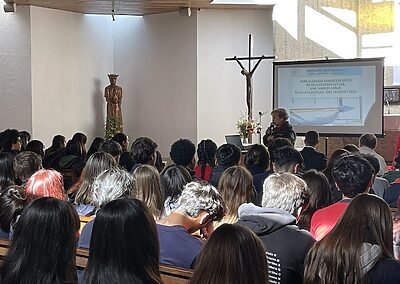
194, 139, 217, 181
190, 223, 268, 284
0, 197, 80, 284
0, 152, 15, 193
86, 137, 105, 159
0, 186, 25, 240
83, 198, 162, 284
304, 194, 400, 284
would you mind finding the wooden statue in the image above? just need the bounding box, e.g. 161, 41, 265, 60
105, 74, 123, 133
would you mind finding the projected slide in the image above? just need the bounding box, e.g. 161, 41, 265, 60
273, 58, 384, 136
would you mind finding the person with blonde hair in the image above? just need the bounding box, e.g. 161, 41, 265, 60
25, 169, 65, 203
133, 165, 164, 220
217, 166, 253, 225
238, 173, 314, 284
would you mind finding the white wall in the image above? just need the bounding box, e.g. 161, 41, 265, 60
30, 7, 113, 147
0, 6, 32, 132
197, 9, 273, 146
113, 13, 198, 156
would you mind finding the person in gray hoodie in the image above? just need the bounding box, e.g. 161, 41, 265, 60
238, 172, 315, 284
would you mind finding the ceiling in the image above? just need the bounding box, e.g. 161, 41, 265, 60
12, 0, 273, 16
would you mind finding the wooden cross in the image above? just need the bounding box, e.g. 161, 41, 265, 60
226, 34, 275, 143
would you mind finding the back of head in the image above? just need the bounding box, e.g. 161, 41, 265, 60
190, 223, 268, 284
74, 152, 117, 205
304, 131, 319, 147
161, 164, 192, 203
130, 137, 158, 165
0, 186, 25, 233
332, 155, 374, 198
25, 169, 65, 203
72, 132, 87, 145
91, 167, 135, 209
112, 132, 128, 147
272, 146, 303, 173
86, 137, 105, 158
85, 198, 161, 284
13, 151, 42, 184
133, 165, 163, 219
177, 181, 225, 220
359, 133, 377, 149
218, 166, 253, 222
51, 135, 66, 151
65, 139, 83, 157
99, 140, 122, 160
0, 152, 15, 191
0, 129, 21, 152
216, 144, 241, 168
19, 131, 31, 151
302, 170, 332, 209
244, 144, 269, 170
324, 149, 350, 176
197, 139, 217, 167
1, 197, 79, 284
26, 140, 45, 158
268, 138, 292, 162
304, 194, 393, 284
361, 154, 380, 175
262, 173, 307, 215
170, 139, 196, 168
343, 144, 359, 153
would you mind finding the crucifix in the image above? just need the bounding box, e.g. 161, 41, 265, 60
226, 34, 275, 143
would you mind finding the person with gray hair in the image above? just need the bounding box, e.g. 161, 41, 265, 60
359, 132, 387, 176
238, 173, 315, 284
157, 181, 225, 269
78, 166, 135, 249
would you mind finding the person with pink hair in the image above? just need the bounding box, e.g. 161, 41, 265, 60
25, 169, 65, 203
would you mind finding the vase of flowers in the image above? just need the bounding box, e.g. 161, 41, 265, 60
236, 114, 262, 143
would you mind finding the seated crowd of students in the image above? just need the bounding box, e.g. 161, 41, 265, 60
0, 128, 400, 283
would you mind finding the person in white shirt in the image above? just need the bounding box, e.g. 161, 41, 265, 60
358, 133, 387, 176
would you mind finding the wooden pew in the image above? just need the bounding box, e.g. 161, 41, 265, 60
0, 239, 192, 283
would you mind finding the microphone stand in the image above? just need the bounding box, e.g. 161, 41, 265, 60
258, 111, 267, 144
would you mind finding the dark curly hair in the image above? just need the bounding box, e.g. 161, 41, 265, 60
197, 139, 217, 180
130, 137, 158, 165
216, 144, 241, 168
170, 139, 196, 168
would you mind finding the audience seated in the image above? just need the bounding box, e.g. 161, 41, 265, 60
244, 144, 271, 205
59, 139, 86, 178
13, 151, 42, 186
238, 173, 315, 284
362, 154, 389, 198
154, 150, 165, 173
0, 153, 15, 193
0, 186, 25, 240
209, 144, 241, 187
323, 148, 350, 203
72, 152, 117, 216
190, 223, 268, 284
383, 150, 400, 184
25, 169, 66, 203
26, 140, 45, 158
310, 155, 374, 241
112, 132, 135, 171
98, 139, 122, 164
161, 164, 192, 216
394, 197, 400, 260
194, 139, 217, 182
78, 167, 135, 249
157, 181, 225, 269
83, 198, 162, 284
297, 170, 332, 231
272, 145, 303, 174
0, 197, 80, 284
170, 138, 196, 177
44, 134, 65, 157
300, 131, 327, 171
304, 194, 400, 284
130, 137, 158, 170
71, 132, 88, 160
132, 165, 164, 220
383, 178, 400, 208
358, 133, 387, 176
217, 166, 253, 225
86, 137, 105, 159
0, 129, 22, 156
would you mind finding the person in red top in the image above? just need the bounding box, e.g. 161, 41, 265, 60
310, 155, 374, 241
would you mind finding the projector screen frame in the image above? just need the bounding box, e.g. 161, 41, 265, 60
273, 57, 385, 138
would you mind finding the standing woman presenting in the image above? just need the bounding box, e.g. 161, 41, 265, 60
263, 108, 296, 147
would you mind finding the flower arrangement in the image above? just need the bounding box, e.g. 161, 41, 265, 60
236, 114, 262, 139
